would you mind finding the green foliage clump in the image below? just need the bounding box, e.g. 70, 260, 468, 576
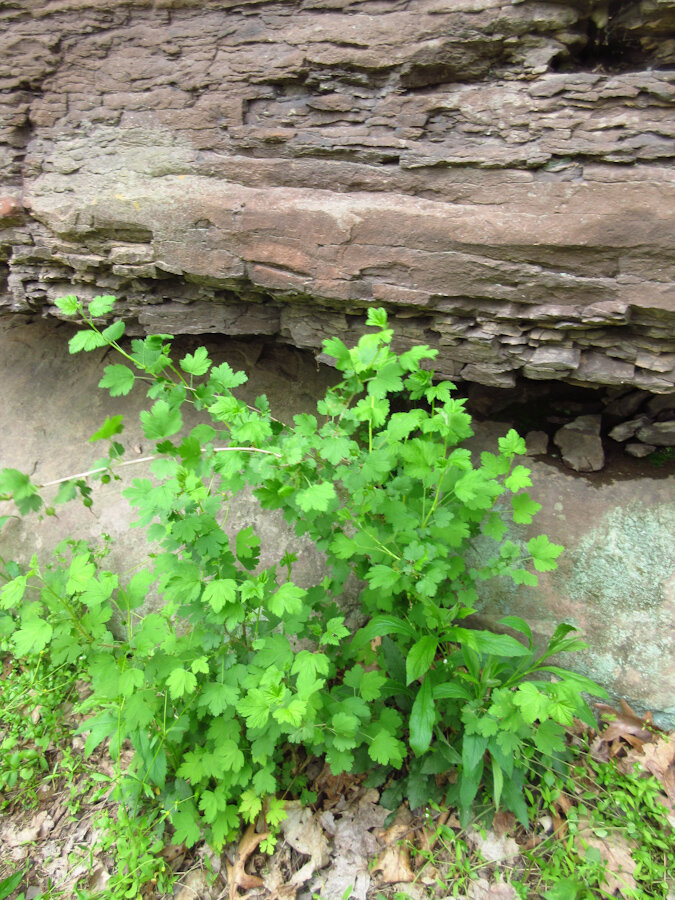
0, 296, 607, 852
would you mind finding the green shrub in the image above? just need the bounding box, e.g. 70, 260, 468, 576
0, 296, 606, 849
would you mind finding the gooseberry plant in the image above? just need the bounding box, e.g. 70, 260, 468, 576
0, 295, 607, 850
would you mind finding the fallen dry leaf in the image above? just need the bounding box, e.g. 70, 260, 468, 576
277, 801, 330, 892
226, 823, 268, 900
173, 867, 211, 900
310, 788, 388, 900
281, 802, 330, 869
374, 806, 415, 884
467, 828, 519, 864
575, 818, 637, 897
313, 764, 364, 808
642, 735, 675, 803
466, 876, 518, 900
2, 810, 50, 847
492, 810, 516, 837
595, 700, 663, 757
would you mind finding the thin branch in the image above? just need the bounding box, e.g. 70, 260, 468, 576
37, 446, 282, 488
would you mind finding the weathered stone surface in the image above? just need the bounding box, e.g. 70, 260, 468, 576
625, 442, 657, 458
524, 430, 549, 456
636, 421, 675, 446
553, 414, 605, 472
603, 390, 649, 420
0, 0, 674, 396
609, 415, 651, 442
646, 394, 675, 417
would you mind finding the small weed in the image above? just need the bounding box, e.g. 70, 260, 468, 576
94, 806, 175, 898
647, 446, 675, 467
0, 656, 83, 810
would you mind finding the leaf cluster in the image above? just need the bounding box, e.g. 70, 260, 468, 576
0, 298, 607, 849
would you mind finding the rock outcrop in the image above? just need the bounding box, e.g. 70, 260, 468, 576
1, 0, 674, 402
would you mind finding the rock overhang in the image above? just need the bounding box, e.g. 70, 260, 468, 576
0, 0, 674, 393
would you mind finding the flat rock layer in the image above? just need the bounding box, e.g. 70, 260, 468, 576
1, 0, 674, 393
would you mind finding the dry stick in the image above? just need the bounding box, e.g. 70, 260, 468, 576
38, 446, 282, 488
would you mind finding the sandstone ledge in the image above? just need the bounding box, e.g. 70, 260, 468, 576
1, 0, 674, 395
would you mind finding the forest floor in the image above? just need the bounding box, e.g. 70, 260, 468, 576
0, 657, 673, 900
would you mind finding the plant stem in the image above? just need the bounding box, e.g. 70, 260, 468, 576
38, 447, 282, 488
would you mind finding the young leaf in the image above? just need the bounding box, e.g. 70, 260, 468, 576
118, 667, 144, 697
369, 730, 405, 767
68, 330, 107, 354
210, 806, 240, 850
291, 650, 330, 696
191, 656, 210, 675
88, 294, 117, 317
359, 669, 387, 702
406, 636, 438, 685
54, 294, 80, 316
533, 719, 565, 757
166, 668, 198, 699
504, 465, 532, 493
253, 767, 277, 796
0, 468, 41, 510
266, 796, 287, 828
140, 400, 183, 441
89, 414, 125, 442
322, 336, 351, 369
214, 740, 245, 773
0, 576, 27, 610
366, 307, 388, 328
99, 364, 135, 397
527, 535, 564, 572
101, 320, 125, 342
13, 618, 52, 655
366, 564, 400, 592
513, 682, 551, 724
239, 790, 263, 824
320, 616, 351, 646
237, 690, 271, 729
368, 360, 403, 398
511, 492, 542, 524
296, 482, 336, 513
268, 582, 306, 618
199, 682, 240, 716
399, 344, 438, 371
171, 807, 202, 848
77, 711, 119, 757
235, 526, 261, 569
498, 429, 527, 458
209, 361, 247, 391
203, 579, 237, 613
181, 347, 212, 376
66, 554, 96, 595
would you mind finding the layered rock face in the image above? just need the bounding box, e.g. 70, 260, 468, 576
1, 0, 674, 400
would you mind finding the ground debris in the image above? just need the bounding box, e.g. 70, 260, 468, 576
373, 805, 415, 884
575, 817, 638, 897
226, 824, 269, 900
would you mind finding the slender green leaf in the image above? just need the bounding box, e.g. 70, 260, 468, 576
409, 677, 435, 756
